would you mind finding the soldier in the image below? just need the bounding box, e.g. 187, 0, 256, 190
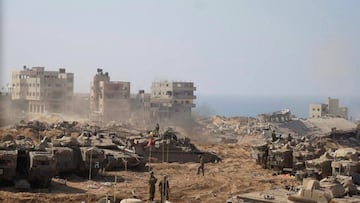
344, 179, 353, 197
155, 123, 160, 135
287, 133, 293, 142
148, 171, 157, 202
197, 154, 205, 176
271, 130, 277, 142
159, 175, 170, 202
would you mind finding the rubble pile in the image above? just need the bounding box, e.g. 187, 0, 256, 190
195, 116, 257, 143
247, 127, 360, 202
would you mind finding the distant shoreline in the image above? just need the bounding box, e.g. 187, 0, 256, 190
194, 95, 360, 121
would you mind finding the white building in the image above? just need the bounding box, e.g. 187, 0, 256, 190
150, 81, 196, 119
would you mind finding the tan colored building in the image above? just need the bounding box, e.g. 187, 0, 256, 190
309, 97, 348, 119
90, 69, 130, 121
258, 109, 292, 123
150, 81, 196, 119
11, 66, 74, 114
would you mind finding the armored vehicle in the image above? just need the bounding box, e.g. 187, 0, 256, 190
27, 151, 56, 187
50, 135, 105, 178
304, 152, 333, 180
331, 148, 360, 178
226, 178, 360, 203
133, 128, 221, 163
0, 150, 17, 183
77, 130, 145, 170
251, 143, 269, 168
267, 145, 293, 172
0, 135, 56, 189
251, 142, 292, 172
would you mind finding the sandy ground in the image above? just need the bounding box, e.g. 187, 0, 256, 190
0, 142, 297, 203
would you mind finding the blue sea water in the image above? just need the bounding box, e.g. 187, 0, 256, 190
194, 95, 360, 121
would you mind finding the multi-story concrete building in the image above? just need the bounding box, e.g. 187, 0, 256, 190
150, 81, 196, 120
90, 69, 130, 121
309, 97, 348, 119
11, 66, 74, 114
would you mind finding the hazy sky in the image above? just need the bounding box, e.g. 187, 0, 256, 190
1, 0, 360, 96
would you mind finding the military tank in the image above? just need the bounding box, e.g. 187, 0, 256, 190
226, 178, 360, 203
77, 130, 145, 170
27, 151, 56, 187
133, 128, 221, 163
0, 135, 56, 189
50, 134, 105, 178
0, 150, 17, 184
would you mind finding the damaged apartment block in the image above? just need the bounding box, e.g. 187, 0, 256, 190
90, 68, 131, 121
11, 66, 74, 114
90, 70, 197, 122
150, 81, 196, 120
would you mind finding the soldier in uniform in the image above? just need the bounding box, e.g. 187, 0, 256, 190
271, 130, 277, 142
344, 179, 353, 197
148, 171, 157, 202
159, 175, 170, 202
197, 154, 205, 176
155, 123, 160, 135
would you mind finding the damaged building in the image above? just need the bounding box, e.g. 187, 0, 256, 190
258, 109, 292, 123
150, 81, 196, 120
309, 97, 348, 119
90, 69, 131, 121
11, 66, 74, 114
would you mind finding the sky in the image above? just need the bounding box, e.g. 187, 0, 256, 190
1, 0, 360, 97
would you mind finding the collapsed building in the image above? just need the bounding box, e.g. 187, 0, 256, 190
258, 109, 292, 123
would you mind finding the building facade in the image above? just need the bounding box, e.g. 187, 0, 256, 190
309, 97, 348, 119
11, 66, 74, 114
150, 81, 196, 120
90, 69, 130, 121
258, 109, 292, 123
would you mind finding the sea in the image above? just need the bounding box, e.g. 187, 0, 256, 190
194, 95, 360, 121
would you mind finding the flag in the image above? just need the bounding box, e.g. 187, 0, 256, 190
147, 136, 154, 147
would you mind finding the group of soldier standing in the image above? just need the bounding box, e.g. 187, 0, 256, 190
148, 171, 170, 203
148, 123, 206, 202
148, 154, 205, 202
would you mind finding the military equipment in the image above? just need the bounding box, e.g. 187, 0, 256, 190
77, 130, 145, 170
50, 134, 105, 178
28, 151, 56, 187
226, 178, 360, 203
0, 134, 56, 190
288, 179, 332, 203
0, 150, 17, 183
133, 128, 221, 163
